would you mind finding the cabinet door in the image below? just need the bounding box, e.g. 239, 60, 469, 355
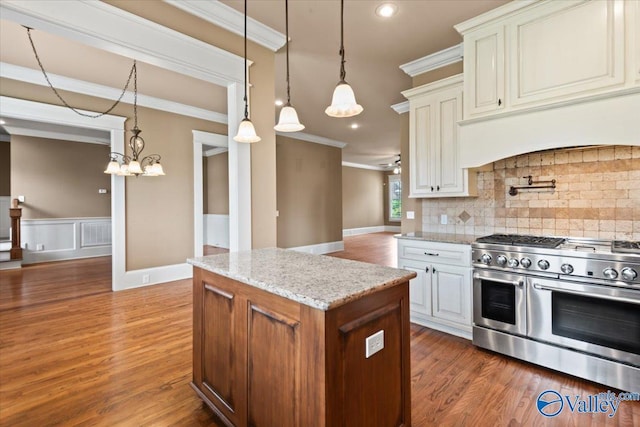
431, 264, 471, 326
434, 86, 464, 194
408, 97, 435, 197
463, 24, 505, 118
509, 0, 625, 107
398, 258, 431, 319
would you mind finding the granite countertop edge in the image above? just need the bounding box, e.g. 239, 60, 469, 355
188, 250, 416, 311
394, 232, 482, 245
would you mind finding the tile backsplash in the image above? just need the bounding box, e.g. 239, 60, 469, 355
422, 145, 640, 240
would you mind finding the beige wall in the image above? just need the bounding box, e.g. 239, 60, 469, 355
422, 146, 640, 240
277, 136, 342, 248
1, 1, 277, 269
0, 141, 9, 196
106, 0, 278, 250
412, 62, 463, 88
11, 136, 111, 219
204, 152, 229, 215
342, 166, 385, 230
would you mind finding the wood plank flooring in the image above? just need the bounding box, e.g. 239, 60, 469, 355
0, 233, 638, 426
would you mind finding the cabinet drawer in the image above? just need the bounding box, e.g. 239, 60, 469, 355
398, 240, 471, 267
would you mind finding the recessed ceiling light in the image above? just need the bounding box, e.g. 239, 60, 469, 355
376, 3, 397, 18
275, 99, 284, 106
350, 123, 359, 129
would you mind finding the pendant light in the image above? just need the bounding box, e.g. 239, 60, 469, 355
234, 0, 261, 143
325, 0, 363, 118
274, 0, 305, 132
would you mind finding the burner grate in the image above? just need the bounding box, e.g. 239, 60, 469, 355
612, 240, 640, 255
476, 234, 565, 249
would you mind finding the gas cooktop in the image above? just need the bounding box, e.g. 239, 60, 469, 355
475, 234, 565, 249
612, 240, 640, 255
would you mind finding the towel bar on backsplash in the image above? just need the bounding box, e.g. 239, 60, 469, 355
509, 175, 556, 196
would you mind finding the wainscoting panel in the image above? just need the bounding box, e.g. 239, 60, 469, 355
204, 214, 230, 249
21, 217, 111, 264
0, 196, 10, 239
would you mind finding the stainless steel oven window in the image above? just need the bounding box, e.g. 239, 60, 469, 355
551, 292, 640, 355
481, 281, 516, 325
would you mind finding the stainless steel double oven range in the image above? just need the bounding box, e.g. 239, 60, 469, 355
472, 234, 639, 391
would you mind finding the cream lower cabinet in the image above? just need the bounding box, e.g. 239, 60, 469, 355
402, 75, 476, 198
397, 239, 472, 339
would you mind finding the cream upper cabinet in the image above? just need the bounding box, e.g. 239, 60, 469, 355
455, 0, 637, 120
509, 0, 626, 108
403, 75, 476, 199
462, 24, 505, 118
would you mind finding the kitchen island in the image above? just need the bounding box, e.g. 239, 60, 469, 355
187, 248, 416, 427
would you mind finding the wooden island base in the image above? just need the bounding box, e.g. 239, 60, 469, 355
192, 267, 412, 427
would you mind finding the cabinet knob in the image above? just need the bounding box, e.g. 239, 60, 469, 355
437, 185, 440, 191
498, 98, 502, 106
430, 186, 434, 192
425, 267, 429, 273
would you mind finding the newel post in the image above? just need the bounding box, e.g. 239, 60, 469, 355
9, 199, 22, 260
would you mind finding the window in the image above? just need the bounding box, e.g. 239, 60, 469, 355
388, 174, 402, 222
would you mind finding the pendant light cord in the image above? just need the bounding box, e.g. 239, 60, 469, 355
243, 0, 249, 120
339, 0, 346, 82
133, 60, 139, 129
285, 0, 291, 105
26, 26, 135, 119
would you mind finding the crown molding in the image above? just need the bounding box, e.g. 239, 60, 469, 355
400, 43, 463, 77
402, 74, 464, 99
164, 0, 286, 52
276, 131, 347, 149
0, 62, 228, 124
0, 0, 244, 86
391, 101, 409, 114
342, 162, 387, 171
454, 0, 537, 34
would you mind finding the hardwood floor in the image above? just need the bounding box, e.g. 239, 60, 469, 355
0, 234, 638, 426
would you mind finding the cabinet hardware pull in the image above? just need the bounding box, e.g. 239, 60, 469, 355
424, 252, 439, 256
498, 98, 502, 106
430, 186, 434, 191
425, 267, 429, 273
433, 268, 437, 273
436, 185, 440, 191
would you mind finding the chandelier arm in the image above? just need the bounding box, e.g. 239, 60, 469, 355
26, 27, 135, 119
140, 154, 161, 168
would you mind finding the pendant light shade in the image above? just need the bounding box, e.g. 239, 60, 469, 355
234, 118, 262, 143
325, 82, 363, 118
234, 0, 261, 143
326, 0, 363, 118
275, 0, 305, 132
275, 104, 305, 132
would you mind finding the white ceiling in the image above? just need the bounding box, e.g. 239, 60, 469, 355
220, 0, 510, 167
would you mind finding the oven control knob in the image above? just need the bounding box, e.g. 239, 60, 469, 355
520, 258, 532, 268
481, 254, 492, 265
497, 255, 507, 266
603, 268, 618, 280
560, 264, 574, 274
538, 259, 550, 270
621, 268, 637, 281
508, 258, 519, 268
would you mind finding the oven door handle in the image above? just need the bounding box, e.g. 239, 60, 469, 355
532, 283, 639, 305
474, 273, 524, 287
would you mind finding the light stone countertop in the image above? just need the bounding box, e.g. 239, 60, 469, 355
187, 248, 416, 311
394, 232, 482, 246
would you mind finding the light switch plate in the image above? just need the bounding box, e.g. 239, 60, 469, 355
365, 330, 384, 358
406, 211, 415, 219
440, 214, 448, 225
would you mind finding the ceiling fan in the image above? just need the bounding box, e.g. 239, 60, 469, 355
379, 154, 401, 174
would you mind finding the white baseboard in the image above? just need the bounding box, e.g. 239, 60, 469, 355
288, 240, 344, 255
343, 225, 401, 237
114, 262, 193, 291
0, 260, 22, 270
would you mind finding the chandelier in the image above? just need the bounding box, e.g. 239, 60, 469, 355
25, 27, 164, 177
104, 61, 165, 176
